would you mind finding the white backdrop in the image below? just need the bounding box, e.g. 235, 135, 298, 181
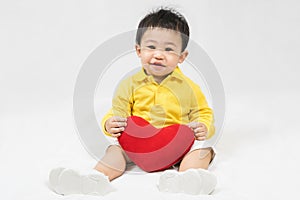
1, 0, 299, 200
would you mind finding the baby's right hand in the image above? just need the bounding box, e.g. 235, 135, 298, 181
105, 116, 127, 137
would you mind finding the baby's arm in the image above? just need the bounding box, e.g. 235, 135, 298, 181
101, 77, 133, 137
187, 82, 214, 139
104, 116, 127, 138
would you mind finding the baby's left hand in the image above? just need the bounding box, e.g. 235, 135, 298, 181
187, 122, 208, 141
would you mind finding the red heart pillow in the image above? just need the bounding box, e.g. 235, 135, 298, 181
118, 116, 195, 172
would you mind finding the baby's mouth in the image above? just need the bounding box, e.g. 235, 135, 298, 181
150, 63, 165, 67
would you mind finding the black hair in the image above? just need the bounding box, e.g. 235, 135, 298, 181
136, 7, 190, 52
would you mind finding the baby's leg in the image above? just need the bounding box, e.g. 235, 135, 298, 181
94, 145, 128, 181
179, 147, 213, 171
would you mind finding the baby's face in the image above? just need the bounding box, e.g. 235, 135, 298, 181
136, 28, 188, 83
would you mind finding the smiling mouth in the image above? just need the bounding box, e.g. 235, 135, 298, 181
150, 63, 165, 67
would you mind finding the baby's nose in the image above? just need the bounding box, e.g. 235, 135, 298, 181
153, 49, 164, 59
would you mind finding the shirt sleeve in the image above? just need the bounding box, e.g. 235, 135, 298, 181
101, 78, 133, 136
188, 83, 215, 139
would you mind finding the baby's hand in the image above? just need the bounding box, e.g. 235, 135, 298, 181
105, 116, 127, 137
188, 122, 207, 141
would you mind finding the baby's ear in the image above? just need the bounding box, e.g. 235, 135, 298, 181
178, 50, 188, 63
135, 44, 141, 57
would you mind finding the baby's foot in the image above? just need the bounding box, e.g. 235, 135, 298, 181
49, 167, 115, 195
157, 168, 217, 195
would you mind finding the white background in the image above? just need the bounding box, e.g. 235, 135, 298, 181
1, 0, 300, 200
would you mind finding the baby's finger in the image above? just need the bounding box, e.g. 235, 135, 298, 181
109, 127, 125, 134
111, 121, 127, 128
193, 127, 206, 133
195, 135, 206, 141
195, 132, 206, 138
188, 121, 200, 129
111, 116, 127, 122
111, 132, 121, 138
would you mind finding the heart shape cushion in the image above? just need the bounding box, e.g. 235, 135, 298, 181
118, 116, 195, 172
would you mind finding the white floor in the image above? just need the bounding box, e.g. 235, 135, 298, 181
1, 92, 299, 200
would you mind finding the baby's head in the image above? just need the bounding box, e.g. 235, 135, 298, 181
136, 8, 190, 52
135, 8, 190, 83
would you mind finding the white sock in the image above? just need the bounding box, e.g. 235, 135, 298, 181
158, 168, 217, 195
49, 167, 115, 195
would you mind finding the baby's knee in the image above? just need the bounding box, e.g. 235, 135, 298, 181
106, 145, 123, 153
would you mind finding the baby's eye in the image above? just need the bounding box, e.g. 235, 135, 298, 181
147, 45, 156, 49
165, 47, 174, 52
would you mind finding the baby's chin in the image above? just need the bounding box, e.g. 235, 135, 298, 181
149, 67, 172, 75
148, 70, 170, 78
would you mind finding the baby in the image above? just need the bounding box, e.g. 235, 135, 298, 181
49, 7, 217, 196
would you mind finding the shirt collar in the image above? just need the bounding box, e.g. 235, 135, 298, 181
134, 66, 184, 82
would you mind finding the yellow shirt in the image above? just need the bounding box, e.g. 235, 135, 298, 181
101, 67, 215, 139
